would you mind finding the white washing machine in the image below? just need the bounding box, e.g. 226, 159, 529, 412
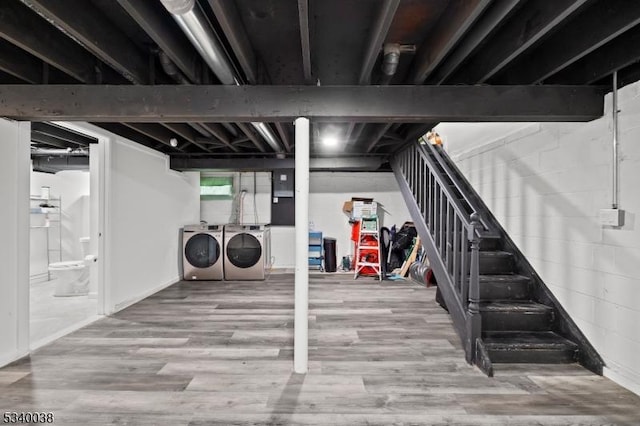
182, 223, 224, 280
224, 224, 271, 280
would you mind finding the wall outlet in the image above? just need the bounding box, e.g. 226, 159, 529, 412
599, 208, 625, 227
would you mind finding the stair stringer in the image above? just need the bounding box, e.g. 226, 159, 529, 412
429, 145, 605, 374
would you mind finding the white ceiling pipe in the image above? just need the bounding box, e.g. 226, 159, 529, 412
31, 148, 89, 156
160, 0, 283, 152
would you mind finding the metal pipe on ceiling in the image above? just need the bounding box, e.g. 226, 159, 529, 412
31, 148, 89, 156
159, 0, 283, 153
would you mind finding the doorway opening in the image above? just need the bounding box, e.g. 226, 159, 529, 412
28, 122, 101, 348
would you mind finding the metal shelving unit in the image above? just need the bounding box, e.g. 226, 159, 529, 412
30, 195, 62, 281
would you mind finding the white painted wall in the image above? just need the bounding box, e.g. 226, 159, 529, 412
201, 171, 412, 268
30, 170, 90, 275
0, 119, 30, 367
437, 80, 640, 395
105, 135, 200, 312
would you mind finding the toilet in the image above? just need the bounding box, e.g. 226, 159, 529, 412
49, 237, 91, 297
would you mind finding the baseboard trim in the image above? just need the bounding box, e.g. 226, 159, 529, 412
0, 349, 30, 369
30, 315, 103, 352
112, 276, 179, 313
604, 364, 640, 397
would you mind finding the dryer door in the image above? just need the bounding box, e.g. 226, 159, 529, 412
185, 233, 220, 268
226, 233, 262, 268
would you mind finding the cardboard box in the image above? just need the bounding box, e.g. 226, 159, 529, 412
342, 197, 374, 217
352, 200, 377, 218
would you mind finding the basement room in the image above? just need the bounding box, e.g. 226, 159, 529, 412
1, 0, 639, 424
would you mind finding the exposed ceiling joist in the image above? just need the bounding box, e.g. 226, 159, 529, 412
207, 0, 258, 84
428, 0, 523, 84
0, 39, 41, 84
123, 123, 184, 151
236, 122, 267, 153
357, 0, 400, 85
408, 0, 491, 84
366, 123, 393, 153
32, 122, 96, 146
160, 123, 211, 152
452, 0, 589, 84
117, 0, 202, 84
497, 0, 640, 84
297, 0, 312, 83
21, 0, 150, 84
31, 133, 71, 149
548, 24, 640, 84
0, 1, 107, 83
93, 123, 166, 151
170, 156, 385, 172
274, 122, 292, 152
0, 84, 605, 122
199, 123, 240, 152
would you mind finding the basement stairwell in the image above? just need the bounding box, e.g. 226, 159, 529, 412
391, 140, 604, 376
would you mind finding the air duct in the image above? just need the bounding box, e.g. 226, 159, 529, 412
160, 0, 283, 152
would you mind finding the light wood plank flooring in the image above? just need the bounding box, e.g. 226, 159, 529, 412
1, 273, 639, 425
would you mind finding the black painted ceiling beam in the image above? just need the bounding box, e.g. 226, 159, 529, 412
21, 0, 149, 84
408, 0, 490, 84
0, 39, 41, 84
170, 156, 385, 172
207, 0, 258, 84
450, 0, 588, 84
297, 0, 312, 83
30, 133, 72, 149
358, 0, 400, 85
274, 122, 292, 152
428, 0, 523, 84
495, 0, 640, 84
93, 123, 167, 151
547, 24, 640, 84
122, 123, 185, 151
199, 123, 240, 152
237, 123, 267, 153
31, 122, 96, 146
0, 84, 605, 122
160, 123, 211, 153
117, 0, 201, 84
0, 1, 109, 83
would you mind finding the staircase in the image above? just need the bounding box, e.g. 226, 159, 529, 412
391, 141, 603, 376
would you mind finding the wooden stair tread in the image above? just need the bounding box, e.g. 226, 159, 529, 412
479, 301, 553, 313
483, 331, 578, 350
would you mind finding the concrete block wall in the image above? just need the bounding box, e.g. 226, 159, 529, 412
440, 80, 640, 395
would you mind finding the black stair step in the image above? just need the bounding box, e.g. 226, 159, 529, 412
479, 274, 531, 301
479, 251, 515, 274
479, 236, 501, 251
480, 301, 554, 332
483, 331, 578, 364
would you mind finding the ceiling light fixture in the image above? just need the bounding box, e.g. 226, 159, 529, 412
170, 137, 178, 147
321, 135, 339, 148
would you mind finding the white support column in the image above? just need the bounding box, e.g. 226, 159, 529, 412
294, 117, 310, 374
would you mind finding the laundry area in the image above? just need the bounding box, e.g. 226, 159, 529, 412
2, 0, 640, 424
180, 170, 423, 284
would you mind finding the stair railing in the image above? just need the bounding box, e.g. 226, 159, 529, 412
391, 140, 482, 364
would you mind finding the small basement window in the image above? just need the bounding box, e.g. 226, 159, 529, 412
200, 176, 234, 200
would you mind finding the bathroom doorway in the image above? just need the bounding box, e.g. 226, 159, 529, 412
28, 122, 102, 348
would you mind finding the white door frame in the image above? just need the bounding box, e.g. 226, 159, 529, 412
54, 122, 110, 315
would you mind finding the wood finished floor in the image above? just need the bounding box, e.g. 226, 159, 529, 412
1, 273, 639, 425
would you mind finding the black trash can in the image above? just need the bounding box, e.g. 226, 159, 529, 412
323, 237, 337, 272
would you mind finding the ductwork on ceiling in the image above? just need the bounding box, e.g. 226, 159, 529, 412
160, 0, 283, 153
